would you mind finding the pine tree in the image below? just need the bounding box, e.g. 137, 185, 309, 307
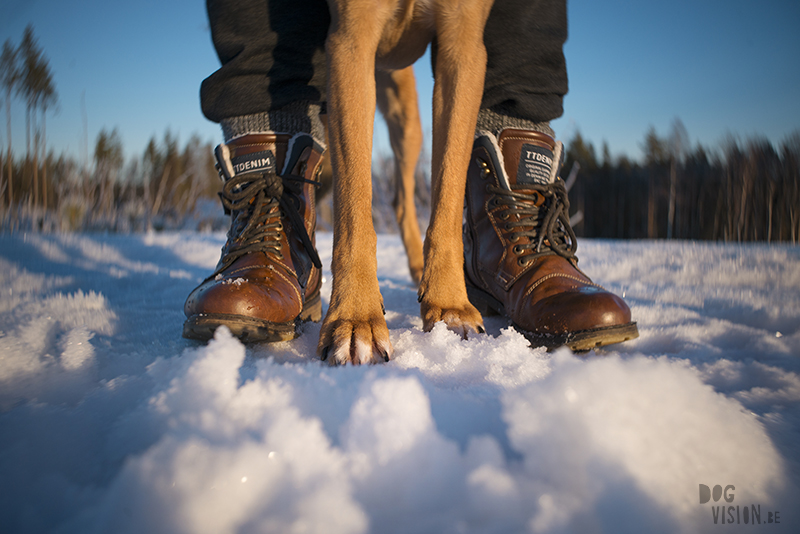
1, 40, 20, 207
667, 119, 688, 239
642, 127, 668, 237
94, 128, 124, 220
38, 67, 57, 210
19, 25, 57, 210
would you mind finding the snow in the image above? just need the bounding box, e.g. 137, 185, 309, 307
1, 231, 799, 533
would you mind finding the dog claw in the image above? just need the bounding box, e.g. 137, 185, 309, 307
421, 300, 485, 339
318, 315, 393, 366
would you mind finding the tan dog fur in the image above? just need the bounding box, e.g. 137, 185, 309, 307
320, 67, 426, 285
375, 67, 426, 285
320, 0, 494, 365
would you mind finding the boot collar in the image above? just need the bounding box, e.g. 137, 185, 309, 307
214, 132, 326, 182
476, 129, 563, 190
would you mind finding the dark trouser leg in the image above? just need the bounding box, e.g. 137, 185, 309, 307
202, 0, 567, 137
477, 0, 568, 135
482, 0, 568, 122
200, 0, 330, 140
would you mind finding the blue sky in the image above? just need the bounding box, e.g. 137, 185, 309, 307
1, 0, 798, 165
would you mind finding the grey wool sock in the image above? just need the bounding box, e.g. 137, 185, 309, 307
220, 101, 326, 143
476, 107, 555, 138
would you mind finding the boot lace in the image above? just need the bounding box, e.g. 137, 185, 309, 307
489, 179, 578, 267
215, 171, 321, 275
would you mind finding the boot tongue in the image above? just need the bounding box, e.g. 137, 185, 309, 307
496, 129, 560, 188
515, 143, 555, 186
229, 150, 276, 177
215, 145, 278, 182
214, 133, 292, 182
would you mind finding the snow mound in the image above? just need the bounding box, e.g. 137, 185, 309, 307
0, 232, 798, 533
504, 352, 785, 532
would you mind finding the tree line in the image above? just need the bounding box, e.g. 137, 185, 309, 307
1, 125, 221, 233
1, 26, 221, 232
2, 25, 57, 215
565, 120, 800, 243
2, 27, 797, 241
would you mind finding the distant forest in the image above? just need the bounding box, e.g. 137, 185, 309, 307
2, 27, 798, 241
565, 122, 800, 243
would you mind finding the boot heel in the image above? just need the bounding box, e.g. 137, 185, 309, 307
301, 293, 323, 322
466, 286, 504, 317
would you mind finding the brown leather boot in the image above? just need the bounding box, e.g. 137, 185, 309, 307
463, 129, 638, 351
183, 133, 325, 342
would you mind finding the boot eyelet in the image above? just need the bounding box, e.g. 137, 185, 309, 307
518, 257, 531, 267
513, 245, 523, 254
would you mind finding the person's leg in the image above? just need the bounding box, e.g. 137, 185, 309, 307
184, 0, 330, 342
476, 0, 567, 136
464, 0, 639, 350
480, 0, 568, 127
200, 0, 329, 140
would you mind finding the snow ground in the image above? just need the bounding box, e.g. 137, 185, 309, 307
0, 231, 799, 533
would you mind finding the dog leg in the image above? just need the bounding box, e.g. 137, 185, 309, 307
418, 0, 494, 337
376, 67, 425, 286
319, 1, 395, 365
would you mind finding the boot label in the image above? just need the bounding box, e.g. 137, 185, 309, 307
231, 150, 276, 176
517, 144, 554, 185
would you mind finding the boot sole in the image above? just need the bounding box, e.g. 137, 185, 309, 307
466, 285, 639, 352
182, 293, 322, 343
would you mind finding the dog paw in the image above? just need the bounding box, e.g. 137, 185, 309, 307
318, 311, 393, 366
420, 300, 485, 339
